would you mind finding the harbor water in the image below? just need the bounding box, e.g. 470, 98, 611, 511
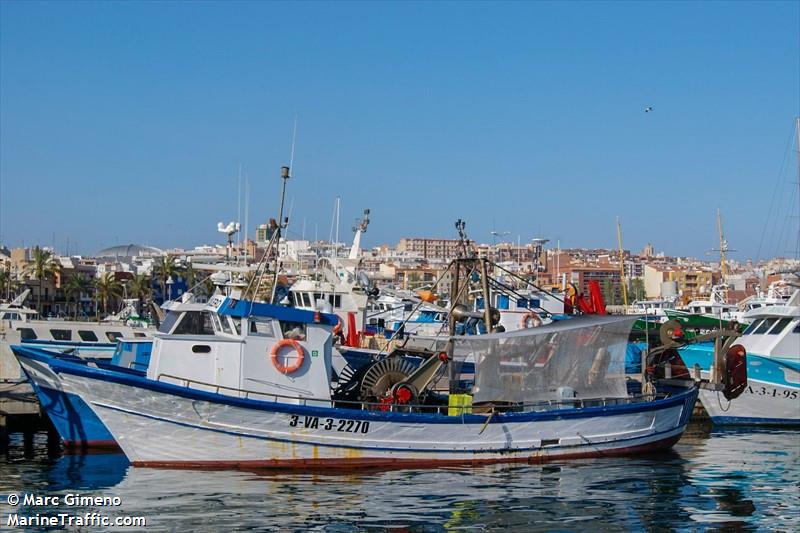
1, 426, 798, 531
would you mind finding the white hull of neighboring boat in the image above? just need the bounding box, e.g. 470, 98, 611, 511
60, 371, 697, 468
699, 379, 800, 426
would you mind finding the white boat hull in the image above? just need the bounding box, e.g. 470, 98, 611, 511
58, 368, 697, 468
699, 378, 800, 426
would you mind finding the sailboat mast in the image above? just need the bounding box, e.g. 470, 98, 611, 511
616, 217, 628, 308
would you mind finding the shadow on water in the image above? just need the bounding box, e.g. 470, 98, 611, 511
0, 426, 797, 532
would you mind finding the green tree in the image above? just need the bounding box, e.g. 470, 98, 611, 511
630, 278, 646, 301
154, 255, 179, 301
24, 246, 61, 314
601, 278, 619, 306
127, 273, 152, 315
94, 273, 124, 320
64, 272, 92, 319
0, 266, 15, 299
184, 262, 197, 292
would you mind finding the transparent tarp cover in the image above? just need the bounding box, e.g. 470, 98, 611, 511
451, 315, 638, 404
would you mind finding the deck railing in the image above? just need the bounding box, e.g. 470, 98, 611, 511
154, 372, 666, 415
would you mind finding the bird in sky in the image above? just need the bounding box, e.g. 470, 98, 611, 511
644, 106, 654, 113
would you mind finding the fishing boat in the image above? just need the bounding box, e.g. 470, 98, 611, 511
20, 287, 708, 468
17, 212, 743, 469
679, 288, 800, 426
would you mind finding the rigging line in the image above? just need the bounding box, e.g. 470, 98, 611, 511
376, 259, 457, 358
773, 180, 795, 257
756, 121, 796, 261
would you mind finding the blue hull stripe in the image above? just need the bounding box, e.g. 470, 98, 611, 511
711, 416, 800, 427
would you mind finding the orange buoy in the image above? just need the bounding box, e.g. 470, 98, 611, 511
521, 311, 542, 329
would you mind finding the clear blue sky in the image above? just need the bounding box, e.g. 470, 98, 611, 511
1, 1, 798, 261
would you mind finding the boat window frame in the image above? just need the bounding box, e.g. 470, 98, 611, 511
171, 311, 215, 336
754, 318, 777, 335
767, 317, 793, 335
280, 320, 307, 341
19, 327, 37, 340
793, 321, 800, 334
249, 316, 276, 337
158, 311, 182, 334
743, 319, 763, 335
49, 329, 72, 341
77, 330, 99, 342
217, 313, 233, 335
106, 331, 123, 342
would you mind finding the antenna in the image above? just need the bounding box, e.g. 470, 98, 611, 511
244, 174, 250, 265
289, 114, 298, 171
349, 208, 370, 259
237, 163, 242, 257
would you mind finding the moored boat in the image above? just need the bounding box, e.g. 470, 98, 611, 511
679, 288, 800, 426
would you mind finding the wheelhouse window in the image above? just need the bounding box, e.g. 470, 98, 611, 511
754, 319, 777, 335
172, 312, 215, 335
767, 317, 793, 335
50, 329, 72, 341
249, 317, 275, 337
106, 331, 123, 342
77, 330, 98, 342
743, 319, 763, 335
280, 320, 306, 340
793, 321, 800, 334
158, 311, 181, 334
218, 314, 233, 335
327, 294, 342, 308
19, 328, 37, 340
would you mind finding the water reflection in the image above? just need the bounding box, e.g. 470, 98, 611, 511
1, 427, 797, 532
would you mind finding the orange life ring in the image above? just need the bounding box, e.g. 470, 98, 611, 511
333, 316, 343, 336
521, 311, 542, 329
270, 339, 305, 374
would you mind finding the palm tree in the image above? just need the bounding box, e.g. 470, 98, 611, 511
0, 266, 14, 300
185, 262, 197, 292
94, 273, 124, 320
24, 246, 61, 314
127, 273, 152, 315
64, 273, 91, 319
154, 255, 179, 301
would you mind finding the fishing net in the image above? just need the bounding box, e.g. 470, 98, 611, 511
451, 315, 637, 404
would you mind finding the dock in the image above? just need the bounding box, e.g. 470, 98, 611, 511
0, 380, 54, 453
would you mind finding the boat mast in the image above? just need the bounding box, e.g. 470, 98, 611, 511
270, 166, 290, 303
717, 208, 728, 280
616, 217, 628, 308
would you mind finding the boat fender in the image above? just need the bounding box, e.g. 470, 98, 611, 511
723, 344, 747, 401
521, 311, 542, 329
270, 339, 305, 374
333, 316, 343, 336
